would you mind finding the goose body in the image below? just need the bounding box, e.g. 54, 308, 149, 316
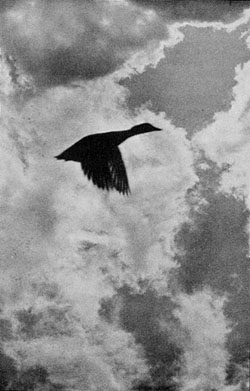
55, 123, 161, 194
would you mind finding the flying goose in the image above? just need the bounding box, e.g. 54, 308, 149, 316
55, 123, 162, 194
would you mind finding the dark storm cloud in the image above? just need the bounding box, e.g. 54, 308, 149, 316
0, 348, 17, 390
0, 1, 18, 12
0, 347, 65, 391
0, 0, 167, 88
100, 285, 183, 390
174, 157, 250, 376
130, 0, 250, 22
120, 26, 250, 135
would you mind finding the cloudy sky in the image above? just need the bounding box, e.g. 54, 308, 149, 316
0, 1, 249, 390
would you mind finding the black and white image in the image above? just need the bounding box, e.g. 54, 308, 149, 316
0, 1, 249, 390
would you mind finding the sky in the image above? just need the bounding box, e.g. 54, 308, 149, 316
0, 1, 249, 390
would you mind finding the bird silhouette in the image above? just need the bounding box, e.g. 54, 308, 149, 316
55, 123, 162, 194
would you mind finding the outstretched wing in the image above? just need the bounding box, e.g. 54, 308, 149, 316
56, 137, 130, 195
107, 147, 130, 195
80, 146, 130, 195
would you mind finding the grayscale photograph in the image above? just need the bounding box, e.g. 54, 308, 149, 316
0, 0, 249, 390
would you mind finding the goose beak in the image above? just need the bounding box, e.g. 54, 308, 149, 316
153, 126, 162, 131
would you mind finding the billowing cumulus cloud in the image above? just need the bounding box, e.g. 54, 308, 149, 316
0, 52, 197, 390
175, 291, 230, 391
194, 54, 250, 200
100, 285, 184, 389
174, 158, 250, 373
186, 41, 250, 379
0, 3, 250, 390
0, 0, 167, 88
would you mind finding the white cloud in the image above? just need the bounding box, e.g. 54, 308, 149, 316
2, 8, 248, 387
194, 57, 250, 205
0, 49, 196, 387
5, 330, 148, 390
175, 290, 230, 391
